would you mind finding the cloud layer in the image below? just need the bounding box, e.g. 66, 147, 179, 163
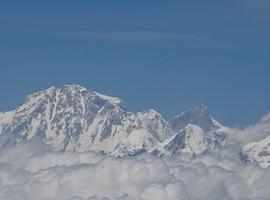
0, 136, 270, 200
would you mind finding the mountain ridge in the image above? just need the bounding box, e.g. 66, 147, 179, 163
0, 84, 225, 157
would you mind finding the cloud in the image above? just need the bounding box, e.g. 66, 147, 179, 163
59, 29, 201, 42
0, 138, 270, 200
225, 120, 270, 145
244, 0, 270, 7
0, 18, 202, 41
260, 112, 270, 122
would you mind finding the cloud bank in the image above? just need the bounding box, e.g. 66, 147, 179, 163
0, 136, 270, 200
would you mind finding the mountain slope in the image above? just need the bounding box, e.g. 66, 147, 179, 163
0, 85, 172, 156
169, 104, 223, 133
156, 124, 208, 156
0, 84, 225, 157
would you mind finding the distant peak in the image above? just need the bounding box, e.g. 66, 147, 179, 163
26, 84, 88, 98
62, 84, 86, 89
18, 84, 125, 111
169, 103, 223, 133
170, 104, 208, 121
137, 109, 163, 118
61, 84, 88, 92
192, 104, 208, 113
54, 84, 124, 105
30, 84, 88, 96
147, 109, 160, 114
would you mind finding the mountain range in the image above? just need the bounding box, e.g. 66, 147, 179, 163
0, 84, 269, 167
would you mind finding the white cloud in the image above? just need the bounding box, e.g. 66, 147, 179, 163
63, 30, 200, 42
224, 120, 270, 146
0, 137, 270, 199
260, 112, 270, 122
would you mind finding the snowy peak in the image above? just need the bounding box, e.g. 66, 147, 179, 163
181, 124, 208, 155
169, 104, 223, 133
0, 85, 127, 148
135, 109, 172, 142
157, 124, 208, 156
0, 85, 174, 156
21, 84, 124, 109
192, 104, 208, 113
0, 85, 226, 158
241, 135, 270, 168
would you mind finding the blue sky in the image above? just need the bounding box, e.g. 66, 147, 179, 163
0, 0, 270, 126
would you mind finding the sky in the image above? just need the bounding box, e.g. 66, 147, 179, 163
0, 0, 270, 126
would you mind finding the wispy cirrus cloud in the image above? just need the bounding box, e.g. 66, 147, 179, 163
62, 29, 201, 41
244, 0, 270, 7
0, 16, 201, 42
239, 0, 270, 18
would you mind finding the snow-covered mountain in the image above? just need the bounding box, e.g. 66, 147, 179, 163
168, 104, 226, 153
237, 114, 270, 168
155, 124, 208, 156
169, 104, 223, 133
0, 84, 225, 157
240, 136, 270, 168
